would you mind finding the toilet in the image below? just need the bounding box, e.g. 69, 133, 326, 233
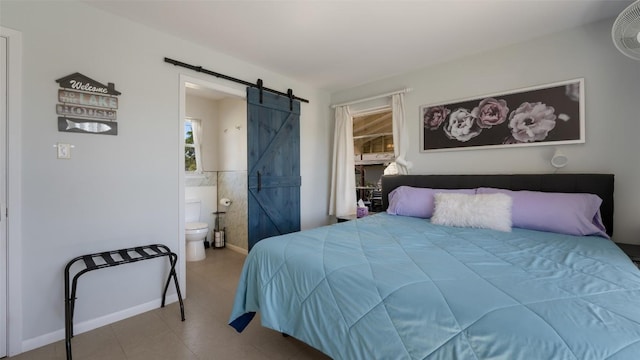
185, 199, 209, 262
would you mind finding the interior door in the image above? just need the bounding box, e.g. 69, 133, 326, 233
247, 87, 300, 250
0, 34, 8, 358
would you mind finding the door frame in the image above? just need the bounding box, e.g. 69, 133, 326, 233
178, 74, 245, 294
1, 26, 24, 357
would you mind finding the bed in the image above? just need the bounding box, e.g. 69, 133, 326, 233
229, 174, 640, 359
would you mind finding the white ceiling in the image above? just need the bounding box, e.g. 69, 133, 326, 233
85, 0, 632, 92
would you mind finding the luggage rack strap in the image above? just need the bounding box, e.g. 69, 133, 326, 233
64, 243, 184, 360
69, 244, 173, 272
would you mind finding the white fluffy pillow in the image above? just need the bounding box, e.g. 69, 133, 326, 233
431, 193, 513, 232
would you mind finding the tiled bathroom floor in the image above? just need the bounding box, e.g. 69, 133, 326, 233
9, 248, 330, 360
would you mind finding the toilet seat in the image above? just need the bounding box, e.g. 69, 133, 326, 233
186, 222, 208, 231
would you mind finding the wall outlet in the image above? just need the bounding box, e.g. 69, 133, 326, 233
57, 143, 71, 159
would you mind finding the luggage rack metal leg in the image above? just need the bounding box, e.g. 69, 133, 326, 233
64, 244, 185, 360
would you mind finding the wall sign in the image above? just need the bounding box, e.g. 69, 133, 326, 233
56, 72, 121, 135
420, 78, 584, 152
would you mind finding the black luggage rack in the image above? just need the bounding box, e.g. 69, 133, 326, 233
64, 244, 185, 360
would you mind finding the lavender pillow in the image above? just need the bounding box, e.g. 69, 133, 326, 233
387, 186, 476, 218
476, 187, 608, 238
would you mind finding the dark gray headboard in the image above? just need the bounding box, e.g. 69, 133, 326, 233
381, 174, 615, 236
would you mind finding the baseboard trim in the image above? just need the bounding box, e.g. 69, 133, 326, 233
225, 243, 248, 255
21, 294, 179, 353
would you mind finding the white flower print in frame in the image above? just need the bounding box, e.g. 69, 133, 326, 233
420, 78, 584, 152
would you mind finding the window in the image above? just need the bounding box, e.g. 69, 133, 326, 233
353, 109, 394, 163
185, 118, 202, 173
353, 109, 393, 211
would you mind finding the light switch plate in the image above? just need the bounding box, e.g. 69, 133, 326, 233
57, 143, 71, 159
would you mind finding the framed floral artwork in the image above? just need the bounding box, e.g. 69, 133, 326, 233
420, 78, 584, 152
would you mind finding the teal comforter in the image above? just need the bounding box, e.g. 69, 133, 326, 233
229, 213, 640, 359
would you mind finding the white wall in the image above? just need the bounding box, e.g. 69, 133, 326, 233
332, 18, 640, 244
218, 98, 248, 172
0, 0, 331, 352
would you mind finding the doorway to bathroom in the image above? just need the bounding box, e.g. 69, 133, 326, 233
179, 75, 248, 294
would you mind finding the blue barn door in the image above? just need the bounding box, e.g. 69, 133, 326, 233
247, 87, 301, 250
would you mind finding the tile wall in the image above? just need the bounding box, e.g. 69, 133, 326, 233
216, 171, 248, 250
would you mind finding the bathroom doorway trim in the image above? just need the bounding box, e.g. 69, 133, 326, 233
1, 26, 23, 357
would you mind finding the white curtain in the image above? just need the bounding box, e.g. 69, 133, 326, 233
329, 106, 357, 217
392, 93, 412, 174
191, 119, 203, 173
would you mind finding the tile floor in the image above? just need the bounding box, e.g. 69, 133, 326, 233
9, 248, 330, 360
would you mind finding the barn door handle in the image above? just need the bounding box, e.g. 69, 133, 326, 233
257, 171, 262, 192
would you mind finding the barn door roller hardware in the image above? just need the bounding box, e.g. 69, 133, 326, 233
164, 57, 309, 105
